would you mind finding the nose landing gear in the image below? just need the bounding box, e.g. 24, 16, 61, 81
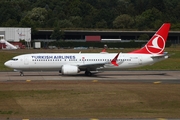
20, 71, 24, 76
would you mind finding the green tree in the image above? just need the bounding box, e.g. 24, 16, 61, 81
25, 7, 48, 27
130, 0, 151, 15
58, 19, 73, 28
1, 0, 180, 30
3, 19, 19, 27
95, 19, 107, 28
66, 0, 81, 16
0, 1, 22, 26
50, 27, 62, 40
172, 2, 180, 23
113, 14, 134, 29
19, 16, 37, 35
135, 7, 163, 30
69, 16, 82, 28
163, 0, 180, 23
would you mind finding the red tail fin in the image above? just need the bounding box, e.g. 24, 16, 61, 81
130, 23, 171, 54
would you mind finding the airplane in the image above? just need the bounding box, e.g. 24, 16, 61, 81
0, 39, 18, 50
4, 23, 170, 76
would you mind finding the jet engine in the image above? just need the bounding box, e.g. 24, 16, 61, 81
61, 65, 80, 75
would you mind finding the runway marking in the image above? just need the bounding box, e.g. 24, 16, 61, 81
26, 80, 31, 82
92, 80, 98, 82
90, 118, 99, 120
153, 81, 162, 84
156, 118, 167, 120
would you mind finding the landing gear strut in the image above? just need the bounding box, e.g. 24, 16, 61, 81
20, 71, 24, 76
85, 70, 92, 76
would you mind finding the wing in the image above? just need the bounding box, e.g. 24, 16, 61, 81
79, 63, 106, 71
78, 52, 120, 71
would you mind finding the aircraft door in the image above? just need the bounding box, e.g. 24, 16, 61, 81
24, 56, 29, 65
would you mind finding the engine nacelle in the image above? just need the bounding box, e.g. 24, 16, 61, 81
61, 65, 80, 75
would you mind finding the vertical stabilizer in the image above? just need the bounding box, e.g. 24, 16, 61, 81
130, 23, 170, 54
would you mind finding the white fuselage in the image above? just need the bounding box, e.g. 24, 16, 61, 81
4, 52, 167, 72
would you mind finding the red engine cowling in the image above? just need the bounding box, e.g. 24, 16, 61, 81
61, 65, 80, 75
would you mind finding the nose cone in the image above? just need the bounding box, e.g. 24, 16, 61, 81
4, 61, 11, 68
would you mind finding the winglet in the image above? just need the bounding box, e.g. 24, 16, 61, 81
102, 48, 106, 52
111, 53, 120, 66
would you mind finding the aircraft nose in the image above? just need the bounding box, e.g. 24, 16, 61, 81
4, 61, 12, 68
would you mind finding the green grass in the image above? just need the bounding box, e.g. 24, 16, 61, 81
0, 81, 180, 118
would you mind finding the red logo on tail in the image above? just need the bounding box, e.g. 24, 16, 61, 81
129, 23, 170, 54
145, 34, 165, 54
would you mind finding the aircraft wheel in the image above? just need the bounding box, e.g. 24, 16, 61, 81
20, 71, 24, 76
85, 70, 92, 76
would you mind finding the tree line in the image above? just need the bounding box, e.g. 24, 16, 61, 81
1, 0, 180, 33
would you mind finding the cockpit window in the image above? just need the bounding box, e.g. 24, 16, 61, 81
11, 58, 18, 61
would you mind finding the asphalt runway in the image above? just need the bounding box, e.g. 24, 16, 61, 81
1, 71, 180, 120
0, 70, 180, 83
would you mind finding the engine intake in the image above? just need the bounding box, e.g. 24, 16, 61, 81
61, 65, 80, 75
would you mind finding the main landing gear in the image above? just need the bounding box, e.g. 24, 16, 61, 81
20, 71, 24, 76
85, 70, 92, 76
